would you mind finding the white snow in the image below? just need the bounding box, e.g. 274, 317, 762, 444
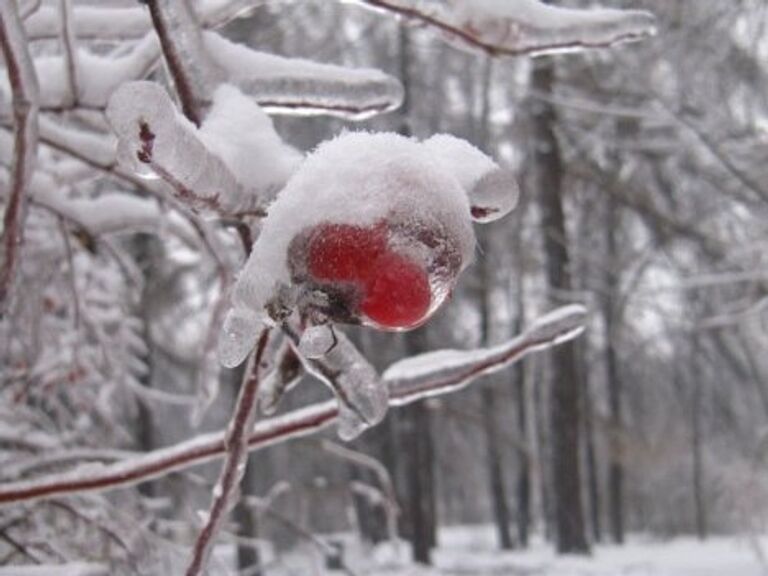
227, 526, 767, 576
422, 134, 518, 223
199, 84, 303, 204
423, 134, 498, 192
0, 563, 109, 576
4, 36, 160, 112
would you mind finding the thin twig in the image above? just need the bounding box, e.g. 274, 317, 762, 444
59, 0, 79, 106
0, 1, 40, 315
184, 328, 271, 576
358, 0, 653, 57
144, 0, 212, 125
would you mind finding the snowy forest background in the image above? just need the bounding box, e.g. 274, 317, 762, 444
2, 0, 768, 574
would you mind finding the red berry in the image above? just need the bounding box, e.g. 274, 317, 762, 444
362, 252, 431, 329
307, 223, 387, 283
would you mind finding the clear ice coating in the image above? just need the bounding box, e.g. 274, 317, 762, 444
354, 0, 656, 57
527, 304, 588, 346
298, 324, 336, 359
106, 81, 254, 215
468, 169, 520, 223
204, 32, 404, 120
299, 331, 388, 441
218, 308, 261, 368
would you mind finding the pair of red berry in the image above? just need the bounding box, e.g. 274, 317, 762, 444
305, 223, 431, 329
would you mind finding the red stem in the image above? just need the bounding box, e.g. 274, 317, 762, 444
0, 3, 39, 315
185, 329, 271, 576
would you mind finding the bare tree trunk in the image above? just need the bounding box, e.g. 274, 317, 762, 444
514, 322, 531, 548
690, 340, 707, 541
481, 383, 514, 550
605, 114, 634, 544
401, 386, 437, 563
475, 54, 514, 551
133, 233, 157, 499
581, 347, 602, 543
530, 60, 590, 555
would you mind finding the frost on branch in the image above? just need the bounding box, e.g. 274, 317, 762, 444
358, 0, 656, 56
0, 306, 588, 508
106, 81, 301, 215
0, 35, 160, 112
385, 304, 588, 402
204, 32, 404, 120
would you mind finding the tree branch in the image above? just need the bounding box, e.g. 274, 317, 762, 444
144, 0, 220, 125
185, 328, 271, 576
0, 1, 39, 315
356, 0, 655, 57
0, 305, 586, 508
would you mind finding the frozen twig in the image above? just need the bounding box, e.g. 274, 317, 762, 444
106, 81, 278, 217
0, 305, 586, 507
356, 0, 656, 57
0, 1, 39, 314
59, 0, 79, 107
184, 328, 272, 576
144, 0, 221, 125
203, 31, 404, 120
282, 322, 388, 441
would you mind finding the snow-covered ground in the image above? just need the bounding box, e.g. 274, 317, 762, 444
258, 525, 768, 576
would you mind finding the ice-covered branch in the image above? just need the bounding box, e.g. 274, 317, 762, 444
3, 35, 160, 112
185, 328, 271, 576
24, 0, 262, 41
0, 304, 586, 507
356, 0, 656, 56
283, 323, 389, 441
59, 0, 79, 107
204, 32, 404, 119
145, 0, 222, 125
107, 81, 294, 216
385, 304, 587, 402
0, 1, 39, 314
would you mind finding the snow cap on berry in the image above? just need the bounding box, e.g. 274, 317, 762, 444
220, 131, 491, 367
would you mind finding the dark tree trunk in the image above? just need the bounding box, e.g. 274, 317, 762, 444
605, 117, 633, 545
531, 60, 590, 555
132, 233, 157, 499
690, 341, 707, 541
581, 346, 602, 543
399, 330, 438, 565
477, 227, 513, 551
401, 401, 437, 564
514, 346, 531, 548
481, 386, 514, 550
